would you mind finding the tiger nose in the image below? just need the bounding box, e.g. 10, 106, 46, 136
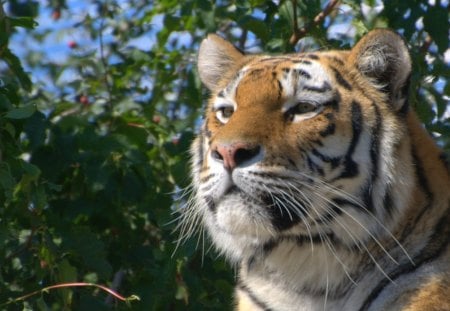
212, 143, 261, 171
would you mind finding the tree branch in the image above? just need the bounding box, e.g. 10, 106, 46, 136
238, 29, 248, 51
289, 0, 340, 46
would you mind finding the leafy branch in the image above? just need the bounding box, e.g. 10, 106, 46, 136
289, 0, 341, 45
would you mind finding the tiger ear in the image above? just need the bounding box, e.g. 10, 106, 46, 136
198, 34, 245, 92
349, 29, 411, 112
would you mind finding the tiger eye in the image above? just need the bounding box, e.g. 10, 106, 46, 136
221, 106, 234, 118
285, 102, 317, 121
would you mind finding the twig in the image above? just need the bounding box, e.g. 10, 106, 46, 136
238, 29, 248, 50
289, 0, 341, 45
1, 282, 140, 307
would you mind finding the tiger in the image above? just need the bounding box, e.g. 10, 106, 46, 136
179, 29, 450, 311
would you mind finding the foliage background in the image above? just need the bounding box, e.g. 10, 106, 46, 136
0, 0, 449, 310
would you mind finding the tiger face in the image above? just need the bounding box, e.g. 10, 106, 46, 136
181, 29, 450, 310
189, 29, 413, 261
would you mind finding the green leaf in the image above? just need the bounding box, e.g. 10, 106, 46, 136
36, 296, 50, 311
8, 17, 38, 29
2, 49, 32, 91
57, 259, 77, 306
22, 161, 41, 178
5, 105, 36, 119
239, 16, 270, 42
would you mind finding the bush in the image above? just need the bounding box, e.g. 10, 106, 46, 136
0, 1, 448, 310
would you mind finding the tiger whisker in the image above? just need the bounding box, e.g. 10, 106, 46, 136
298, 180, 400, 266
268, 183, 357, 285
294, 171, 413, 264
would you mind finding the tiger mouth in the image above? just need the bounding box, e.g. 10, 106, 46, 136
221, 185, 302, 231
224, 185, 241, 196
223, 185, 272, 205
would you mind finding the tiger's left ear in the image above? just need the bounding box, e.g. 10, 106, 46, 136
349, 29, 411, 112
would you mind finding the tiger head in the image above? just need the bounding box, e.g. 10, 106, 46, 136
186, 29, 415, 262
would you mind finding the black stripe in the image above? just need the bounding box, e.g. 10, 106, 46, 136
319, 123, 335, 137
331, 197, 360, 209
311, 148, 341, 168
331, 67, 352, 91
276, 78, 283, 100
294, 68, 312, 79
397, 146, 434, 242
199, 173, 214, 183
316, 202, 344, 224
292, 59, 312, 65
203, 123, 212, 138
196, 134, 205, 167
361, 183, 375, 212
307, 155, 325, 176
303, 81, 332, 93
397, 75, 410, 116
359, 210, 450, 311
317, 198, 362, 225
370, 104, 382, 182
329, 56, 345, 66
267, 198, 303, 231
324, 98, 340, 112
205, 196, 216, 212
411, 147, 433, 201
338, 101, 363, 179
304, 53, 319, 60
238, 284, 273, 311
382, 187, 394, 215
262, 234, 332, 255
324, 112, 334, 120
361, 104, 383, 212
249, 69, 264, 77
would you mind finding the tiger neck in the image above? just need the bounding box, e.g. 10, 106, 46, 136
239, 238, 363, 300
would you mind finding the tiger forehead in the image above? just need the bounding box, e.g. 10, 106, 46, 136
214, 53, 337, 108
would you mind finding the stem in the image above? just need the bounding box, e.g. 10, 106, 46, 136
289, 0, 341, 45
238, 29, 248, 51
1, 282, 140, 307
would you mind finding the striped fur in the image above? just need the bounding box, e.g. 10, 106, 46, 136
179, 29, 450, 310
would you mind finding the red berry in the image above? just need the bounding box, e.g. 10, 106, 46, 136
152, 115, 161, 124
68, 41, 78, 49
79, 95, 89, 106
52, 10, 61, 20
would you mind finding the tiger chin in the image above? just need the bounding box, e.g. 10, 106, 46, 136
179, 29, 450, 311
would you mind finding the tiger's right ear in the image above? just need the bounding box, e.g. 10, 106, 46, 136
198, 34, 245, 92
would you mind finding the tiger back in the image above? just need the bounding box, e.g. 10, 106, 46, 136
182, 29, 450, 311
